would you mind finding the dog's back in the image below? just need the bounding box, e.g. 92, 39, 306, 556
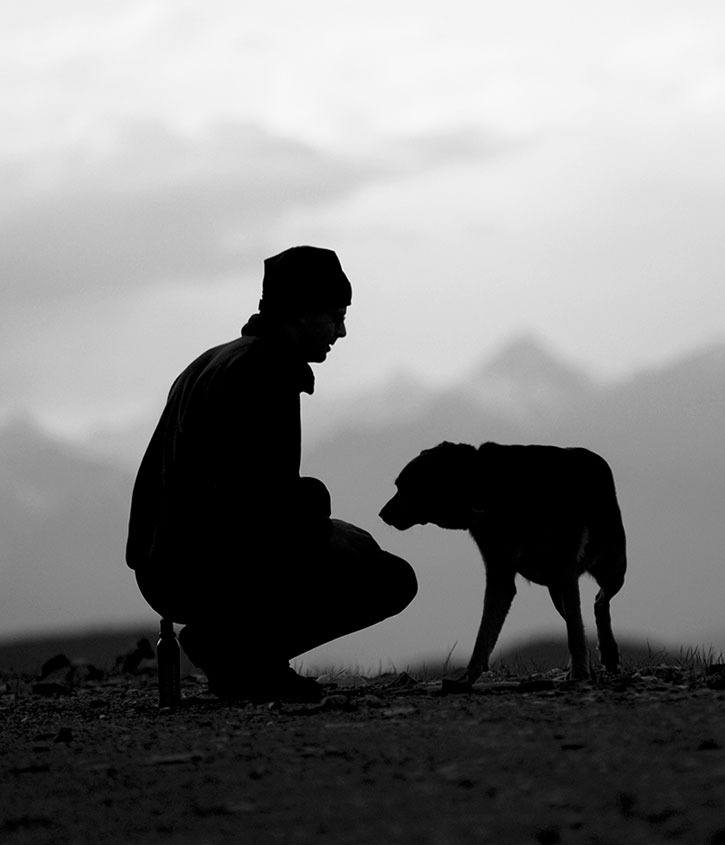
470, 443, 625, 588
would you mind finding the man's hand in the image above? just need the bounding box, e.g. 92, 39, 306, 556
297, 476, 331, 519
328, 519, 380, 557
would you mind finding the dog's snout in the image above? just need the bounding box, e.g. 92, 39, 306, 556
379, 494, 402, 525
380, 494, 417, 530
379, 499, 394, 524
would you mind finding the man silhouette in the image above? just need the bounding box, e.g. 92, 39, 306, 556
126, 246, 417, 699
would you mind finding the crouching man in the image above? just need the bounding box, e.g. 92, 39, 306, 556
126, 246, 417, 700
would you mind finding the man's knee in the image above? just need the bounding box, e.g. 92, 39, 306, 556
381, 552, 418, 616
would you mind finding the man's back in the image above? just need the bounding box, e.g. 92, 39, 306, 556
126, 333, 312, 572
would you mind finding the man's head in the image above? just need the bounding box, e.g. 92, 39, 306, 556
259, 246, 351, 362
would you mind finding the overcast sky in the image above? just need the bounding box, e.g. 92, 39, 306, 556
3, 0, 725, 437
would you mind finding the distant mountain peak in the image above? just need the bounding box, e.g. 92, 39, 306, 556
0, 414, 56, 455
464, 334, 595, 421
480, 334, 591, 388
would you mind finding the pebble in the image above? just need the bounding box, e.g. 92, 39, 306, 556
381, 705, 418, 718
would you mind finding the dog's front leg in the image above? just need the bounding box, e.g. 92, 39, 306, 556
442, 573, 516, 692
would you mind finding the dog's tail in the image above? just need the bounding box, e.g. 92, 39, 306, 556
583, 452, 627, 596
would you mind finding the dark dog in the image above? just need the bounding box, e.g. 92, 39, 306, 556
380, 441, 627, 689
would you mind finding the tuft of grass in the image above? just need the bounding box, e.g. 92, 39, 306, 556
293, 639, 724, 684
441, 641, 458, 677
675, 643, 724, 668
621, 640, 724, 672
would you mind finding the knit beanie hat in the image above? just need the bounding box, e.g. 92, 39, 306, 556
259, 246, 352, 315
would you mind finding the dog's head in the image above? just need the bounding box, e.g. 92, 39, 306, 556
379, 441, 480, 531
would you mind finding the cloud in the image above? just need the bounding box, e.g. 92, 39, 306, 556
0, 122, 381, 302
0, 121, 510, 307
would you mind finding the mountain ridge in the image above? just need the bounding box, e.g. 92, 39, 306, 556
1, 336, 724, 660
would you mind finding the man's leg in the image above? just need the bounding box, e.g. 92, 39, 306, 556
140, 521, 417, 696
277, 545, 417, 659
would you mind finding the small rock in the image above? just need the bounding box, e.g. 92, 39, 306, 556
11, 763, 50, 775
35, 658, 102, 693
277, 702, 324, 716
436, 762, 476, 787
192, 803, 233, 817
616, 791, 637, 817
298, 746, 324, 757
519, 678, 557, 692
31, 681, 71, 697
357, 694, 384, 707
84, 763, 118, 775
646, 807, 681, 825
316, 672, 368, 688
194, 799, 256, 816
486, 681, 522, 692
146, 752, 203, 766
71, 663, 104, 684
321, 746, 348, 758
320, 694, 354, 711
381, 705, 417, 718
115, 638, 155, 674
440, 677, 474, 695
39, 654, 71, 679
224, 800, 257, 813
652, 664, 684, 683
543, 668, 569, 681
534, 827, 561, 844
1, 816, 52, 833
387, 672, 418, 688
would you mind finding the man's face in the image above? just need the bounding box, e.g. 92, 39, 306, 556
296, 306, 347, 362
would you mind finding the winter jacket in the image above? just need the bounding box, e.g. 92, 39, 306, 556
126, 322, 330, 574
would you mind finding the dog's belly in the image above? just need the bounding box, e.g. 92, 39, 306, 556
514, 555, 557, 586
510, 528, 590, 585
472, 521, 590, 584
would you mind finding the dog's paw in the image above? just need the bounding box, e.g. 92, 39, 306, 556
440, 676, 474, 694
567, 667, 591, 682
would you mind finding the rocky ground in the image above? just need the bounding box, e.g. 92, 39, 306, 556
1, 661, 724, 844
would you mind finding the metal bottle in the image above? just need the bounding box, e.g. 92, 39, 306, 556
157, 618, 181, 708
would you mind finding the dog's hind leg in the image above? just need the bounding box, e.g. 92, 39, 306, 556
558, 577, 589, 680
592, 552, 626, 672
594, 589, 619, 672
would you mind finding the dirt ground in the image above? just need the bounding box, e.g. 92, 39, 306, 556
1, 665, 723, 845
